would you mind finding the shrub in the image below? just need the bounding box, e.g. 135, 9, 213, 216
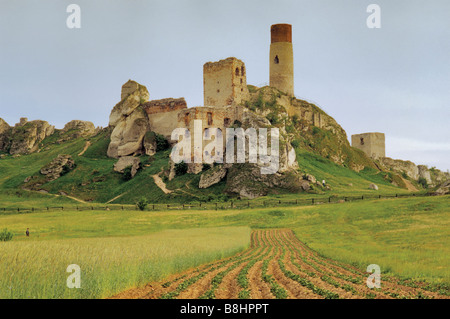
418, 177, 428, 188
155, 133, 169, 151
136, 197, 148, 211
202, 164, 211, 171
291, 139, 300, 149
174, 162, 188, 176
122, 166, 133, 181
0, 228, 13, 242
266, 112, 279, 125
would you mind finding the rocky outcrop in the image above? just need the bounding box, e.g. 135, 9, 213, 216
0, 118, 11, 151
431, 180, 450, 196
109, 80, 150, 127
113, 156, 140, 178
381, 158, 449, 187
369, 183, 379, 190
379, 157, 419, 180
143, 131, 157, 156
9, 118, 55, 155
107, 80, 150, 158
40, 154, 75, 182
246, 86, 376, 171
224, 163, 308, 199
199, 165, 227, 189
62, 120, 96, 138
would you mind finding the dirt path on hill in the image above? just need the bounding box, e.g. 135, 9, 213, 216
152, 174, 172, 194
78, 141, 91, 156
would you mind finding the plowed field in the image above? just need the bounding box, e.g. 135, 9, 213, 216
111, 229, 449, 299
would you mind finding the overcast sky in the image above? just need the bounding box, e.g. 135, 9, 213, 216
0, 0, 449, 171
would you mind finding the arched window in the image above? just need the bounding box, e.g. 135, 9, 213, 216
360, 137, 365, 145
274, 55, 279, 64
184, 113, 189, 126
235, 67, 239, 76
241, 66, 245, 76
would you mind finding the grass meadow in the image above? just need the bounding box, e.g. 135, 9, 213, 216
0, 195, 448, 298
0, 227, 251, 298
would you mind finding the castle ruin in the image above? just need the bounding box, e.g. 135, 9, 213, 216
351, 132, 385, 159
269, 24, 294, 96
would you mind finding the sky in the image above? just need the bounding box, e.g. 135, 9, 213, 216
0, 0, 449, 171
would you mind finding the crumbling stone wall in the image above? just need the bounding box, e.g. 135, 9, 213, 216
142, 98, 187, 139
203, 57, 249, 107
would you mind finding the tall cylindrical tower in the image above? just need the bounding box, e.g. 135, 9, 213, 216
269, 24, 294, 96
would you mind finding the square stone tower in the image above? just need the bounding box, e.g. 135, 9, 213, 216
203, 57, 249, 107
351, 132, 385, 159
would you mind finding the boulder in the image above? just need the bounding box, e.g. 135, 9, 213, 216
113, 156, 140, 178
369, 183, 379, 190
9, 119, 55, 155
224, 163, 306, 199
199, 165, 227, 189
40, 154, 76, 181
143, 131, 157, 156
304, 174, 316, 184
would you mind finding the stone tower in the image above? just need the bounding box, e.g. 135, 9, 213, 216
203, 57, 249, 107
269, 24, 294, 96
351, 132, 385, 159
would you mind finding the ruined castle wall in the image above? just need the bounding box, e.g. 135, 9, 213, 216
351, 132, 385, 159
203, 57, 249, 107
142, 98, 187, 139
176, 105, 243, 172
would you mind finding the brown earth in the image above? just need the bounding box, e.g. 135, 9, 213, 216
110, 229, 449, 299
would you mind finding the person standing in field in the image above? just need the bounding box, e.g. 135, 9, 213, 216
322, 180, 326, 187
26, 228, 30, 237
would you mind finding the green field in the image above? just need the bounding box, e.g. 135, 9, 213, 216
0, 195, 448, 298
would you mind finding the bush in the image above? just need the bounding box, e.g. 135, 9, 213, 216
202, 163, 211, 171
0, 228, 13, 242
155, 133, 169, 151
122, 166, 133, 181
174, 162, 188, 176
418, 177, 428, 188
136, 197, 148, 211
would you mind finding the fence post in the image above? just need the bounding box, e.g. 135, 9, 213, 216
153, 204, 155, 210
231, 201, 233, 208
362, 195, 364, 200
183, 204, 185, 210
396, 194, 398, 198
18, 208, 19, 212
329, 197, 331, 203
312, 198, 314, 204
296, 199, 298, 204
32, 207, 34, 212
344, 197, 347, 202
